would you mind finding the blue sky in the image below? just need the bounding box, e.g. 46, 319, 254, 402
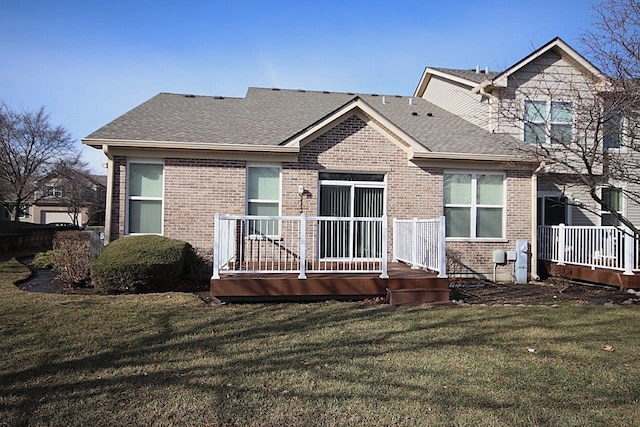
1, 0, 598, 173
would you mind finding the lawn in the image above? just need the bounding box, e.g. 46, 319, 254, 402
1, 258, 639, 426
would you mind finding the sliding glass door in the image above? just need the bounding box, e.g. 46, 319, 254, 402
319, 173, 385, 259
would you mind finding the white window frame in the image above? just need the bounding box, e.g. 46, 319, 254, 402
599, 186, 625, 226
317, 172, 386, 261
246, 164, 282, 237
125, 159, 165, 235
444, 171, 506, 241
523, 99, 573, 145
45, 186, 64, 197
603, 110, 627, 152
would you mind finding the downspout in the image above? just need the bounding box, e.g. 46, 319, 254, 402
102, 145, 114, 245
530, 161, 545, 281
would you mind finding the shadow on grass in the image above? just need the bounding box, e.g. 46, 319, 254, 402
1, 298, 639, 425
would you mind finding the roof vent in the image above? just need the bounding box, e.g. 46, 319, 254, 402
476, 65, 480, 74
271, 88, 280, 91
426, 112, 433, 117
395, 95, 402, 98
411, 112, 418, 116
382, 96, 387, 104
213, 96, 224, 99
371, 93, 379, 97
297, 89, 306, 92
323, 91, 330, 94
409, 97, 414, 106
184, 94, 196, 98
347, 92, 355, 95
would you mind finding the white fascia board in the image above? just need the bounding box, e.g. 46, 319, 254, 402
492, 38, 607, 88
411, 151, 538, 167
415, 68, 478, 98
82, 138, 299, 154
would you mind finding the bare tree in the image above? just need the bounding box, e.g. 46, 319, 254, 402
47, 158, 105, 227
487, 1, 640, 233
0, 103, 76, 221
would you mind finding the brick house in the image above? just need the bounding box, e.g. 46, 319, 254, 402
84, 84, 540, 296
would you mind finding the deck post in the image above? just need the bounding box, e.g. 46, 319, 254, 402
212, 213, 221, 280
380, 215, 389, 279
298, 214, 307, 279
411, 218, 419, 269
557, 223, 566, 266
437, 215, 447, 278
392, 218, 398, 262
623, 225, 634, 276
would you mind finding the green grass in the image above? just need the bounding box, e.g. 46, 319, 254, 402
1, 259, 639, 426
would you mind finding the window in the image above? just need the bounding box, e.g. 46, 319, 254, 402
524, 100, 573, 144
247, 165, 281, 235
45, 186, 64, 197
537, 195, 569, 226
444, 173, 504, 239
601, 187, 623, 226
127, 161, 163, 234
8, 204, 29, 219
603, 108, 624, 150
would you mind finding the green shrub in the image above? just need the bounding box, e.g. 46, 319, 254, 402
32, 250, 54, 269
90, 235, 193, 294
51, 231, 92, 287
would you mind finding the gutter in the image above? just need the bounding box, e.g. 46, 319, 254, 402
530, 161, 546, 281
82, 138, 299, 154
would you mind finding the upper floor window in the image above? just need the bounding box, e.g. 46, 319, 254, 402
127, 161, 164, 234
8, 204, 30, 219
524, 100, 573, 144
247, 165, 281, 236
444, 172, 505, 239
600, 187, 623, 226
603, 108, 624, 150
45, 186, 64, 197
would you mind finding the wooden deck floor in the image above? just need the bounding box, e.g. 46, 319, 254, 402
543, 261, 640, 289
211, 262, 449, 302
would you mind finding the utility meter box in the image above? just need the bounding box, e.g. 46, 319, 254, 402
507, 251, 517, 261
493, 250, 506, 264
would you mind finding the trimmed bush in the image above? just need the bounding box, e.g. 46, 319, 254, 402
51, 231, 92, 287
90, 235, 193, 294
33, 250, 54, 269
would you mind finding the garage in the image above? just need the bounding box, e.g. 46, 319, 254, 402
41, 211, 73, 224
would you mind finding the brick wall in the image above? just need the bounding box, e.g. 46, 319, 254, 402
110, 115, 533, 279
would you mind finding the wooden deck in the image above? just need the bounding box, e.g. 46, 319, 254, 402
542, 261, 640, 289
211, 262, 449, 303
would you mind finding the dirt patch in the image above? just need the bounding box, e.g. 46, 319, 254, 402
449, 279, 638, 306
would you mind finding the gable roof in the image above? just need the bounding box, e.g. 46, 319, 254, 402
84, 87, 527, 160
414, 37, 608, 97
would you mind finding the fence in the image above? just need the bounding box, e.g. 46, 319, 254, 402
538, 224, 639, 275
212, 214, 388, 279
392, 217, 447, 278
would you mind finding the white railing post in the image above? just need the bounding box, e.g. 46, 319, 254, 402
392, 218, 398, 262
212, 213, 221, 280
411, 218, 418, 269
437, 215, 447, 278
557, 223, 566, 266
380, 215, 389, 279
298, 214, 307, 279
623, 225, 634, 276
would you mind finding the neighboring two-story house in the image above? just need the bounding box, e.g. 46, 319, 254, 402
2, 173, 107, 226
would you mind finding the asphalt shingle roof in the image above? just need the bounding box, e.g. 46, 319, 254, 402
429, 67, 501, 84
86, 87, 522, 156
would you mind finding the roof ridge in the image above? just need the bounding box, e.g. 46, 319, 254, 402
247, 86, 410, 98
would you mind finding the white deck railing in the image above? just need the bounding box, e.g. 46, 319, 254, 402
212, 214, 388, 279
538, 224, 639, 275
392, 217, 447, 278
